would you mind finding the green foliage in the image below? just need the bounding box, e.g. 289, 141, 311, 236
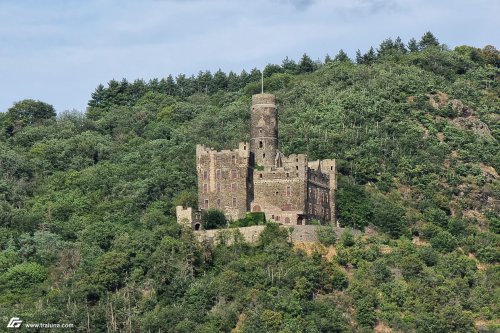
336, 179, 372, 229
317, 226, 337, 246
339, 229, 356, 247
430, 230, 457, 253
92, 251, 131, 291
259, 222, 289, 246
1, 262, 47, 291
202, 209, 227, 229
230, 212, 266, 227
4, 99, 56, 136
371, 194, 407, 238
0, 33, 498, 332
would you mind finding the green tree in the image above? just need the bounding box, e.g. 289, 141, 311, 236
4, 99, 56, 135
1, 262, 47, 291
419, 31, 440, 49
371, 194, 406, 238
202, 209, 227, 229
334, 49, 351, 63
298, 53, 317, 73
92, 251, 131, 291
430, 230, 457, 253
408, 37, 419, 52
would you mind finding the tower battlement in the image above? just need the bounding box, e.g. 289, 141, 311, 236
252, 93, 276, 105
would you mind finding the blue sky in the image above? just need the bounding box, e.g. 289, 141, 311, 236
1, 0, 498, 113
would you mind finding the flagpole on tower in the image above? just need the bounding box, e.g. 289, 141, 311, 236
261, 70, 264, 94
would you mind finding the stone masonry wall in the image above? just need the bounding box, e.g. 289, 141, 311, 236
194, 225, 358, 245
196, 143, 250, 220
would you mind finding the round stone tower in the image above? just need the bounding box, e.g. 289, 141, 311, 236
250, 93, 278, 167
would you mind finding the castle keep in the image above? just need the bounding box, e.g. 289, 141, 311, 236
177, 93, 336, 229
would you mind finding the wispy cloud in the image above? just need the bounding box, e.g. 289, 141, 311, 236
273, 0, 317, 10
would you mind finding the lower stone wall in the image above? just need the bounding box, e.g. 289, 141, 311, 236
194, 225, 358, 245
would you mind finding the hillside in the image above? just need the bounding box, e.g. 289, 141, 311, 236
0, 33, 498, 332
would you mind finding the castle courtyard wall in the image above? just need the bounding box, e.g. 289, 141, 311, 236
194, 225, 359, 245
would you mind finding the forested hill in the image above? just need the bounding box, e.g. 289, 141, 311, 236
0, 33, 499, 332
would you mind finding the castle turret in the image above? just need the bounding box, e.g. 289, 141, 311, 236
250, 93, 278, 168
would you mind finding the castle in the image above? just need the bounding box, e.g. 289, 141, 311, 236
177, 93, 336, 230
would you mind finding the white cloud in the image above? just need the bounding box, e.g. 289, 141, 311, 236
0, 0, 498, 112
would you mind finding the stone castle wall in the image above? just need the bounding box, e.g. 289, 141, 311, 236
196, 143, 250, 220
194, 225, 357, 245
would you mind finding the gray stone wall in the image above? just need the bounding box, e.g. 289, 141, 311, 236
250, 93, 278, 168
196, 143, 250, 220
194, 225, 358, 245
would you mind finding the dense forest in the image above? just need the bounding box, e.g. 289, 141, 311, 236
0, 32, 499, 332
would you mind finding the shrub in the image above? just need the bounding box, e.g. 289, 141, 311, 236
202, 209, 227, 230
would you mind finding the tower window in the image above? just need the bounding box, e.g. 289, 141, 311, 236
216, 182, 221, 193
296, 166, 298, 170
231, 183, 237, 192
286, 186, 291, 196
217, 198, 221, 208
263, 153, 266, 158
259, 141, 263, 148
203, 170, 208, 180
232, 197, 237, 208
259, 129, 262, 134
232, 155, 236, 165
231, 170, 237, 179
216, 169, 221, 179
203, 183, 208, 193
204, 199, 209, 209
259, 174, 263, 178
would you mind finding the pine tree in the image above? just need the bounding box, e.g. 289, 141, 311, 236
419, 31, 439, 50
407, 38, 419, 52
334, 49, 351, 63
298, 53, 316, 73
355, 49, 363, 64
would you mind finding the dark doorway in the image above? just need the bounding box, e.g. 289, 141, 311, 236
297, 216, 303, 225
